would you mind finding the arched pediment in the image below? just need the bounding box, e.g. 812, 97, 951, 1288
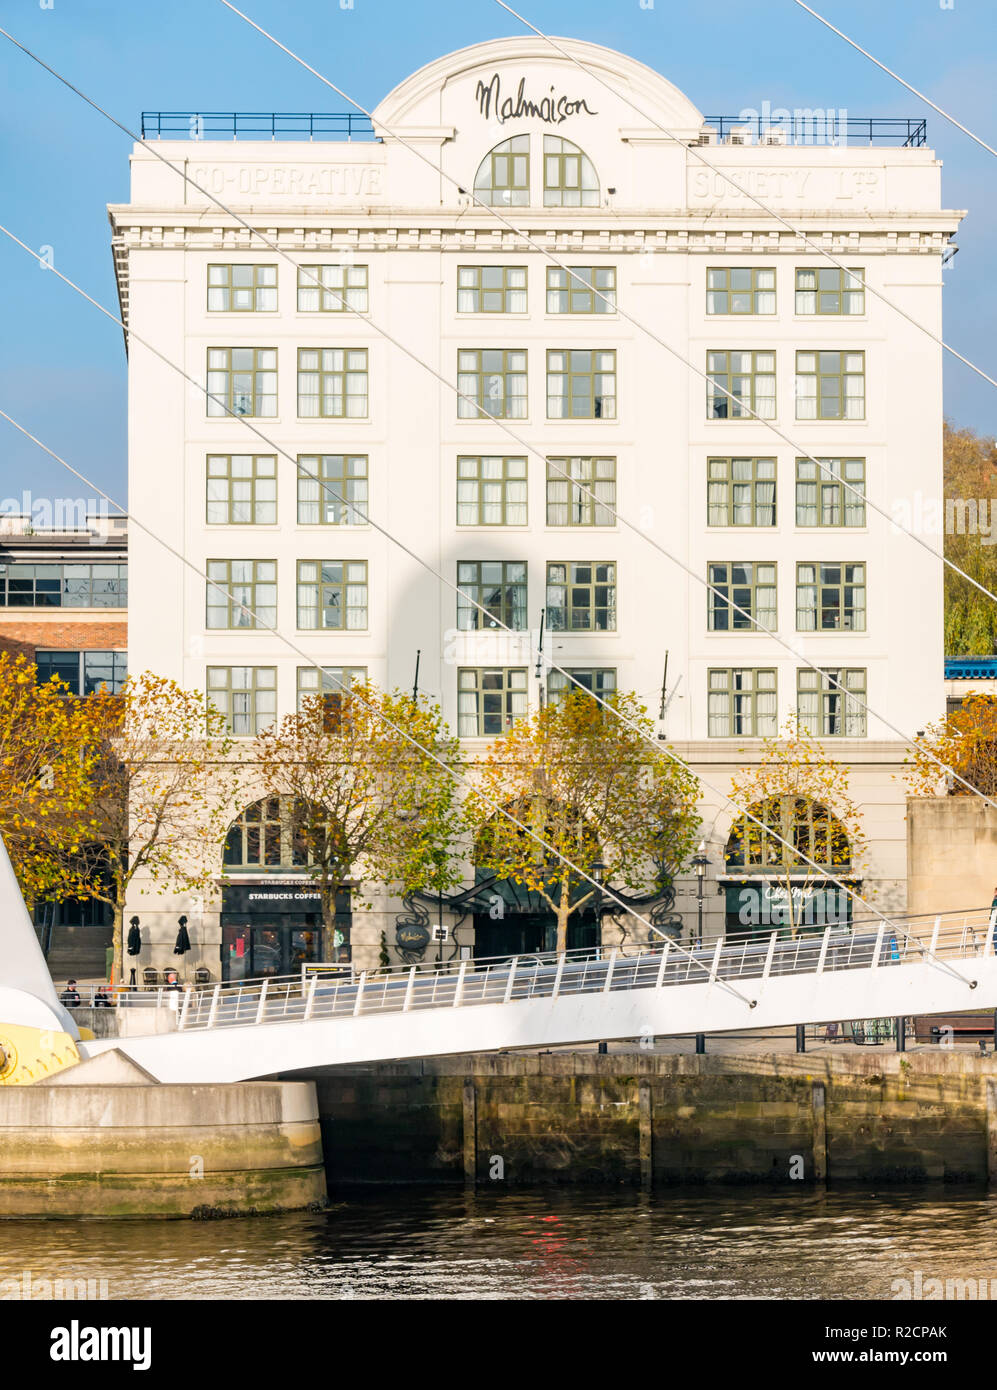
372, 36, 704, 136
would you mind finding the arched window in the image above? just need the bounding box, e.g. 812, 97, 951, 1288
543, 135, 599, 207
474, 135, 530, 207
725, 796, 851, 874
223, 795, 324, 872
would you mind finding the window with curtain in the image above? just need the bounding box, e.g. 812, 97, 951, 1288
473, 136, 530, 206
795, 458, 865, 527
796, 562, 866, 631
457, 561, 528, 631
707, 562, 777, 631
707, 668, 777, 737
707, 458, 776, 527
797, 667, 867, 736
457, 266, 528, 313
543, 136, 599, 207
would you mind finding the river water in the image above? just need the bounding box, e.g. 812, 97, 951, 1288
3, 1187, 997, 1300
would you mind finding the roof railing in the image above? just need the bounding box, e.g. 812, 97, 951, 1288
138, 111, 926, 147
700, 115, 927, 147
140, 111, 377, 141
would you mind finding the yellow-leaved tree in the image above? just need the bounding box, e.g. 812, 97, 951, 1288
0, 650, 99, 906
904, 691, 997, 799
61, 672, 235, 980
249, 683, 465, 944
470, 688, 701, 953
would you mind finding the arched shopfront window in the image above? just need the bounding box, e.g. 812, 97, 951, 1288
220, 795, 351, 978
223, 795, 321, 872
471, 797, 602, 956
474, 135, 530, 206
543, 135, 599, 207
723, 795, 854, 933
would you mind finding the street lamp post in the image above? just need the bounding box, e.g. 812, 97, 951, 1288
691, 842, 710, 950
590, 857, 609, 1056
691, 842, 710, 1058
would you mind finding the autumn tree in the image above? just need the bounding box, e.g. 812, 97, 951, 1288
943, 419, 997, 655
470, 688, 701, 953
0, 650, 98, 905
726, 720, 868, 936
55, 672, 235, 981
249, 683, 464, 944
904, 691, 997, 799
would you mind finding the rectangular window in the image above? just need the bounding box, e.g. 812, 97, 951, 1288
797, 667, 867, 736
206, 455, 277, 525
795, 267, 864, 315
706, 268, 776, 315
0, 563, 128, 609
707, 668, 777, 737
547, 668, 617, 706
707, 562, 777, 631
547, 349, 617, 419
457, 349, 528, 419
206, 348, 277, 418
457, 456, 528, 526
206, 559, 277, 629
297, 348, 368, 418
457, 667, 528, 736
795, 458, 866, 527
297, 264, 369, 313
546, 561, 616, 632
207, 264, 277, 312
546, 457, 616, 527
707, 351, 776, 419
795, 350, 865, 420
546, 266, 617, 314
457, 561, 527, 631
35, 650, 128, 696
796, 563, 866, 631
296, 560, 368, 630
707, 457, 776, 527
297, 665, 368, 711
206, 667, 276, 736
297, 455, 368, 525
457, 266, 527, 313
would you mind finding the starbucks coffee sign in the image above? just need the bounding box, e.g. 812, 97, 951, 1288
475, 73, 598, 125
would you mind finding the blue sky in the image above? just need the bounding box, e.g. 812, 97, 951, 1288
0, 0, 994, 505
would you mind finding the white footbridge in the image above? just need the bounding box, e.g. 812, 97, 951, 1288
2, 816, 996, 1085
78, 913, 997, 1084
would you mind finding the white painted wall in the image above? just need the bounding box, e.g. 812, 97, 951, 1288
113, 37, 959, 970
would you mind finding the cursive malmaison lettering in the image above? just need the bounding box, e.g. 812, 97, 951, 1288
475, 73, 597, 125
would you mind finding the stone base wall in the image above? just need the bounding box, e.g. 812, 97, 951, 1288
309, 1051, 997, 1187
0, 1080, 327, 1218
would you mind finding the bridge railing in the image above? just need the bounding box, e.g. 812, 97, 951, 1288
174, 910, 996, 1033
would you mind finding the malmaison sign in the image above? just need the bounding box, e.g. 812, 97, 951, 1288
475, 73, 598, 125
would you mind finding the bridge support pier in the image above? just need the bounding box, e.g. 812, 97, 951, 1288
987, 1081, 997, 1187
811, 1082, 827, 1184
462, 1078, 477, 1185
796, 1024, 806, 1054
638, 1079, 653, 1191
896, 1017, 906, 1052
695, 1034, 705, 1055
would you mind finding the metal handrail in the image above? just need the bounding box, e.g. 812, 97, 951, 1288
140, 111, 377, 141
702, 115, 927, 147
173, 913, 994, 1034
138, 111, 925, 148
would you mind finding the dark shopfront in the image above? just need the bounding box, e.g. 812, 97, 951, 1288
220, 882, 352, 981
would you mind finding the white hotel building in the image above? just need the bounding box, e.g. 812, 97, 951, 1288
110, 37, 959, 980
